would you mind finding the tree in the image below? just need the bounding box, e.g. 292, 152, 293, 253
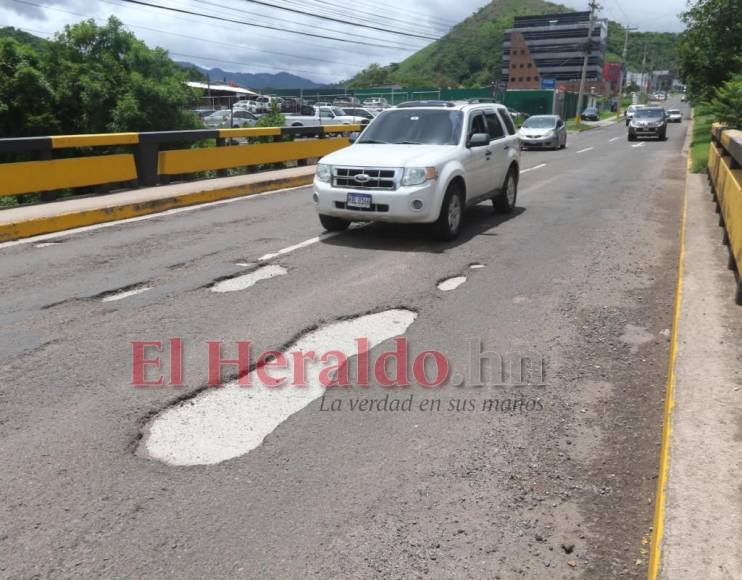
44, 17, 201, 134
255, 100, 285, 129
0, 38, 58, 137
708, 73, 742, 129
678, 0, 742, 102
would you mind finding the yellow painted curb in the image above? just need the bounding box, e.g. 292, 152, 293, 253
0, 174, 313, 242
646, 155, 691, 580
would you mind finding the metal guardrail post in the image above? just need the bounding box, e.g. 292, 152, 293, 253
134, 142, 160, 187
37, 148, 58, 202
216, 137, 228, 178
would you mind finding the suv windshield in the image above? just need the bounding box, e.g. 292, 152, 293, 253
635, 108, 664, 119
358, 109, 464, 145
522, 116, 557, 129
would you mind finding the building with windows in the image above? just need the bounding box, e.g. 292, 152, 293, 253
501, 12, 608, 93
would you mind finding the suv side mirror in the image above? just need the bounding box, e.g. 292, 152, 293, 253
468, 133, 490, 148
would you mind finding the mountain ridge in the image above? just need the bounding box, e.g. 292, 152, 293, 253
178, 63, 323, 90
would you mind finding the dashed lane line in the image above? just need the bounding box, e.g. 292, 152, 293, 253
576, 147, 595, 154
258, 224, 367, 262
521, 163, 547, 174
609, 137, 621, 143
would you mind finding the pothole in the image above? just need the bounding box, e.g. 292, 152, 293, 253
100, 285, 151, 302
211, 265, 287, 293
437, 276, 467, 292
138, 308, 418, 466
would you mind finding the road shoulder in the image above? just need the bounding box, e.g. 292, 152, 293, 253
659, 160, 742, 578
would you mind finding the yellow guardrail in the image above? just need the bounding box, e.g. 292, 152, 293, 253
0, 124, 363, 197
709, 125, 742, 304
158, 138, 350, 176
0, 154, 138, 196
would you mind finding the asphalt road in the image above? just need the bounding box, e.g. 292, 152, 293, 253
0, 103, 690, 579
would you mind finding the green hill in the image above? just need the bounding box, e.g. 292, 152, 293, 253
347, 0, 681, 88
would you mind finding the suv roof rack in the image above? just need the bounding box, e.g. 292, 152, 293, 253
467, 98, 499, 104
396, 100, 457, 108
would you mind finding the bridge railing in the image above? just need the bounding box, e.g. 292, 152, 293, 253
0, 125, 361, 199
708, 124, 742, 304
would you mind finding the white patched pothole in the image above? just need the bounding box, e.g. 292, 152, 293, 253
437, 276, 467, 292
620, 324, 655, 354
469, 263, 485, 270
139, 309, 417, 466
211, 265, 287, 293
101, 286, 151, 302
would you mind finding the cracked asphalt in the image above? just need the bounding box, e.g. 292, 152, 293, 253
0, 104, 690, 579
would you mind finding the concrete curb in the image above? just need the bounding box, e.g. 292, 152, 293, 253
0, 172, 313, 242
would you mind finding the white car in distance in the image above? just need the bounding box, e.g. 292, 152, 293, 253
313, 101, 521, 240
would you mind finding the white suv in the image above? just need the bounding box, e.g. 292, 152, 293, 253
313, 101, 520, 240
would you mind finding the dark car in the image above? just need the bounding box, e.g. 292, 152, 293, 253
581, 107, 599, 121
281, 98, 302, 114
628, 107, 667, 141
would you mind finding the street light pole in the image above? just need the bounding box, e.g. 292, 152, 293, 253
576, 0, 601, 124
616, 25, 638, 119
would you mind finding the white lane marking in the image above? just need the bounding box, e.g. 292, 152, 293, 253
211, 265, 287, 293
520, 163, 547, 174
469, 263, 485, 269
437, 276, 467, 291
34, 242, 63, 248
140, 309, 418, 466
0, 184, 310, 250
632, 142, 647, 148
258, 223, 366, 262
101, 286, 151, 302
609, 137, 621, 143
576, 147, 595, 154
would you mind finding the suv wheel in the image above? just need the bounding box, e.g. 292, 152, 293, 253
432, 184, 464, 241
660, 129, 668, 141
493, 169, 517, 214
319, 214, 350, 232
628, 132, 636, 142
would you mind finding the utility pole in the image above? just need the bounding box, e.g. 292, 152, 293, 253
576, 0, 601, 123
616, 25, 638, 118
640, 40, 648, 102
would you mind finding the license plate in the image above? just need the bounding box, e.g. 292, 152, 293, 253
346, 193, 372, 209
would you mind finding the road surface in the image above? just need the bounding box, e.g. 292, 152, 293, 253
0, 106, 689, 578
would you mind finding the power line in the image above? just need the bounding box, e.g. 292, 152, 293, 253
9, 0, 396, 65
114, 0, 428, 49
181, 0, 423, 49
229, 0, 439, 40
274, 0, 451, 35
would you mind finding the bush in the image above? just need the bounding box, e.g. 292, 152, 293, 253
708, 74, 742, 130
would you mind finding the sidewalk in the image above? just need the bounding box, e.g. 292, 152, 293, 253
0, 165, 315, 242
657, 167, 742, 577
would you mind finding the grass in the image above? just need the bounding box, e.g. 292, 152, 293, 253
565, 119, 595, 132
690, 105, 715, 173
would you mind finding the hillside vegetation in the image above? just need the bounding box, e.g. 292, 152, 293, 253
347, 0, 680, 88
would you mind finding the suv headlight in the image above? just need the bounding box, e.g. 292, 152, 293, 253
316, 164, 332, 182
402, 167, 438, 187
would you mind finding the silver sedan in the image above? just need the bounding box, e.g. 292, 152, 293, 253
518, 115, 567, 150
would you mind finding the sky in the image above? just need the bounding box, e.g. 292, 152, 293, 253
0, 0, 688, 84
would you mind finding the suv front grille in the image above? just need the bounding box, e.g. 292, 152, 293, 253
333, 167, 399, 190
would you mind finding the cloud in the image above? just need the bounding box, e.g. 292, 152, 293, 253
0, 0, 685, 84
